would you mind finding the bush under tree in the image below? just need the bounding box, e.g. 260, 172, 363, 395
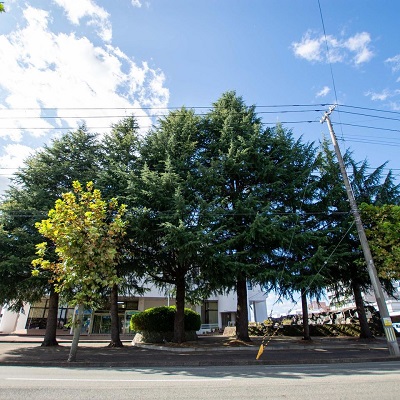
130, 306, 201, 342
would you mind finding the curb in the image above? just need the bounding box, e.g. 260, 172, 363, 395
1, 356, 399, 368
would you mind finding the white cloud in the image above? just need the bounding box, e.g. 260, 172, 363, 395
343, 32, 374, 64
316, 86, 330, 98
385, 54, 400, 72
292, 32, 324, 62
0, 144, 37, 173
292, 31, 374, 65
365, 89, 400, 101
0, 5, 169, 142
365, 90, 390, 101
53, 0, 112, 42
389, 101, 400, 111
131, 0, 143, 8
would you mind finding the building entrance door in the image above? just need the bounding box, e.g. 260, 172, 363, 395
221, 312, 235, 328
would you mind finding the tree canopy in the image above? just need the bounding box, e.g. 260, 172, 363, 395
0, 127, 102, 345
360, 203, 400, 281
32, 181, 126, 306
32, 181, 127, 360
128, 108, 211, 343
2, 91, 399, 344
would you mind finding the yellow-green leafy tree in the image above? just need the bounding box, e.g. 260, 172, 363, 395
360, 203, 400, 281
32, 181, 127, 362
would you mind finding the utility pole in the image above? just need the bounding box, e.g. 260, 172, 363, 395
321, 105, 399, 356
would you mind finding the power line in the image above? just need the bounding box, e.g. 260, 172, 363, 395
340, 104, 400, 116
337, 122, 400, 133
339, 110, 400, 122
0, 103, 330, 111
1, 103, 399, 116
317, 0, 339, 106
0, 109, 325, 121
0, 121, 321, 130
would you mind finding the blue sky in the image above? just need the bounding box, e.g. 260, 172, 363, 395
1, 0, 400, 314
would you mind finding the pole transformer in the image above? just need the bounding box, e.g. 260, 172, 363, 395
321, 105, 399, 356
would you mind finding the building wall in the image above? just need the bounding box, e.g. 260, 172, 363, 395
0, 304, 30, 334
0, 283, 268, 334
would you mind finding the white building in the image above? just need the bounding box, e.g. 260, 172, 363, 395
327, 281, 400, 321
0, 283, 268, 335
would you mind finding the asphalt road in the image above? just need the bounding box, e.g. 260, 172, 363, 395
1, 362, 399, 400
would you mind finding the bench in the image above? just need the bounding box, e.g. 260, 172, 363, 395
196, 323, 219, 335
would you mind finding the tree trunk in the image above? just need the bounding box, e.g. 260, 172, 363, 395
68, 304, 84, 362
352, 281, 374, 339
173, 275, 186, 343
42, 288, 59, 347
236, 275, 251, 342
301, 290, 311, 341
108, 283, 123, 347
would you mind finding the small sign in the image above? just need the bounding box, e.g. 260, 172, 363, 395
383, 317, 393, 327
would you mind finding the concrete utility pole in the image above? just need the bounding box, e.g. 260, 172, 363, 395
321, 105, 399, 356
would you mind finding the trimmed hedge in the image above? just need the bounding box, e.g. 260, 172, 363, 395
130, 306, 201, 333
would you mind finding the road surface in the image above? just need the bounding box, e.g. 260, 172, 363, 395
1, 362, 399, 399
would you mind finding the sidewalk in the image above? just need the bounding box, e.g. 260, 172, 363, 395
0, 334, 399, 367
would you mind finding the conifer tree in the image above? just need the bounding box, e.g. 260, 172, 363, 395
128, 108, 210, 343
200, 92, 316, 341
98, 116, 143, 347
318, 140, 400, 338
0, 127, 101, 346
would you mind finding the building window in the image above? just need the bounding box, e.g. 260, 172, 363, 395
25, 299, 74, 329
202, 300, 218, 324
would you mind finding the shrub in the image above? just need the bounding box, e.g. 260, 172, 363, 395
130, 306, 201, 333
248, 323, 384, 337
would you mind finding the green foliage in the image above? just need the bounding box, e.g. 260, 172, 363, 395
197, 91, 321, 340
12, 126, 101, 210
0, 127, 102, 308
3, 91, 400, 344
0, 224, 44, 310
130, 306, 201, 332
32, 181, 127, 308
317, 141, 400, 293
0, 3, 5, 13
184, 307, 202, 331
128, 107, 210, 342
248, 323, 384, 337
360, 203, 400, 280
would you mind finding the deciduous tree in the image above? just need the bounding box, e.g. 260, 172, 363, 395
360, 203, 400, 281
32, 181, 127, 361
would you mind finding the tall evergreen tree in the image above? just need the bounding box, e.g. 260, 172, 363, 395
318, 139, 400, 338
0, 126, 101, 345
128, 108, 210, 343
269, 143, 327, 340
200, 92, 314, 341
97, 116, 143, 347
